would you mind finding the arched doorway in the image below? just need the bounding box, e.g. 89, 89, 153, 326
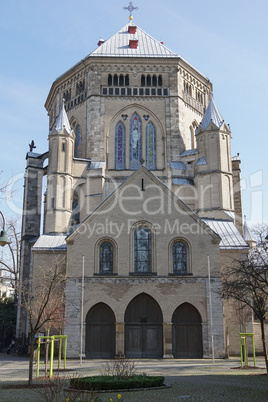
125, 293, 163, 358
86, 303, 115, 358
172, 303, 203, 358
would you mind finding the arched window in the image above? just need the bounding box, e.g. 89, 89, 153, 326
119, 74, 124, 86
75, 125, 80, 157
152, 75, 157, 86
114, 74, 118, 86
115, 122, 125, 170
129, 113, 142, 170
173, 241, 187, 273
146, 122, 156, 170
125, 74, 129, 86
134, 227, 152, 273
141, 75, 145, 86
108, 74, 112, 86
71, 192, 80, 225
100, 242, 113, 274
158, 75, 162, 86
147, 75, 151, 86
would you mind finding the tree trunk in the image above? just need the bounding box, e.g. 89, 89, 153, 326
28, 335, 35, 385
260, 319, 268, 374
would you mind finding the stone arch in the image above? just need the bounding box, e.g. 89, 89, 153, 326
124, 293, 163, 358
172, 303, 203, 358
168, 237, 191, 274
94, 237, 118, 274
85, 303, 115, 358
107, 104, 165, 170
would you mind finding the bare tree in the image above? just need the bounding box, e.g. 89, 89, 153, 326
21, 258, 66, 385
0, 219, 20, 302
221, 225, 268, 372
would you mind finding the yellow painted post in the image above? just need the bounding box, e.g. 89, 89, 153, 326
36, 337, 41, 377
64, 336, 67, 370
50, 336, 54, 377
58, 337, 62, 369
244, 337, 247, 366
252, 334, 256, 367
239, 335, 243, 367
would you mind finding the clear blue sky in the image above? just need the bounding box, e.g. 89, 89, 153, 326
0, 0, 267, 226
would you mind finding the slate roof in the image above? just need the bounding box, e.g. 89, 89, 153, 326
180, 149, 198, 157
202, 219, 249, 250
170, 161, 186, 170
195, 157, 207, 166
32, 235, 67, 250
90, 23, 179, 58
200, 96, 224, 131
172, 178, 194, 185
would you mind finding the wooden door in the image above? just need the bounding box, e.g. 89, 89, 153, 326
172, 303, 203, 358
125, 293, 163, 358
86, 303, 115, 359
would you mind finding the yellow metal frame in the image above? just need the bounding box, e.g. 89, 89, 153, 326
36, 335, 67, 378
239, 332, 256, 367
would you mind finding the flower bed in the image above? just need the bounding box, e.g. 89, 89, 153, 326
70, 374, 165, 391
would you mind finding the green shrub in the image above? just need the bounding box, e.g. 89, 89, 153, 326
70, 374, 165, 391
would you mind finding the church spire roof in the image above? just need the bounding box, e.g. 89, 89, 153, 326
51, 100, 71, 134
200, 95, 224, 131
90, 23, 178, 58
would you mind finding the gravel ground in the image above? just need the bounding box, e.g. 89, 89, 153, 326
0, 354, 267, 401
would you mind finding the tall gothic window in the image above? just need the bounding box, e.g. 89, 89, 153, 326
129, 113, 142, 170
146, 122, 156, 169
71, 192, 80, 225
134, 227, 152, 273
75, 125, 81, 157
115, 122, 126, 170
100, 242, 113, 274
173, 241, 187, 273
114, 74, 118, 86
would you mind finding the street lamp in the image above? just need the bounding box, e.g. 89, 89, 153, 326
0, 211, 11, 247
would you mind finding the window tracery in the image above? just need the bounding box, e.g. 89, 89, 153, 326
134, 227, 152, 273
129, 113, 142, 169
115, 122, 126, 170
146, 122, 156, 169
173, 241, 187, 273
99, 242, 113, 274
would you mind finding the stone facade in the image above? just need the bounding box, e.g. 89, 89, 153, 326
18, 20, 265, 359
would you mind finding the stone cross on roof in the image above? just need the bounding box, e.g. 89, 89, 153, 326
123, 1, 139, 20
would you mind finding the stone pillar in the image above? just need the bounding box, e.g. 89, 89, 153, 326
163, 322, 173, 358
115, 322, 125, 357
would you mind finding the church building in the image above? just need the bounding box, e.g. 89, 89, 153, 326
18, 8, 253, 359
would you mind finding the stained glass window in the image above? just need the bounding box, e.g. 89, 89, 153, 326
134, 227, 152, 273
173, 242, 187, 273
115, 122, 125, 170
75, 125, 80, 158
129, 113, 142, 170
100, 242, 113, 274
146, 122, 156, 170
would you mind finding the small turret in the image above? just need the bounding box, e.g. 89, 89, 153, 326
195, 96, 234, 218
45, 100, 75, 233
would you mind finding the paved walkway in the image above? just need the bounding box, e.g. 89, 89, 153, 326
0, 354, 267, 401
